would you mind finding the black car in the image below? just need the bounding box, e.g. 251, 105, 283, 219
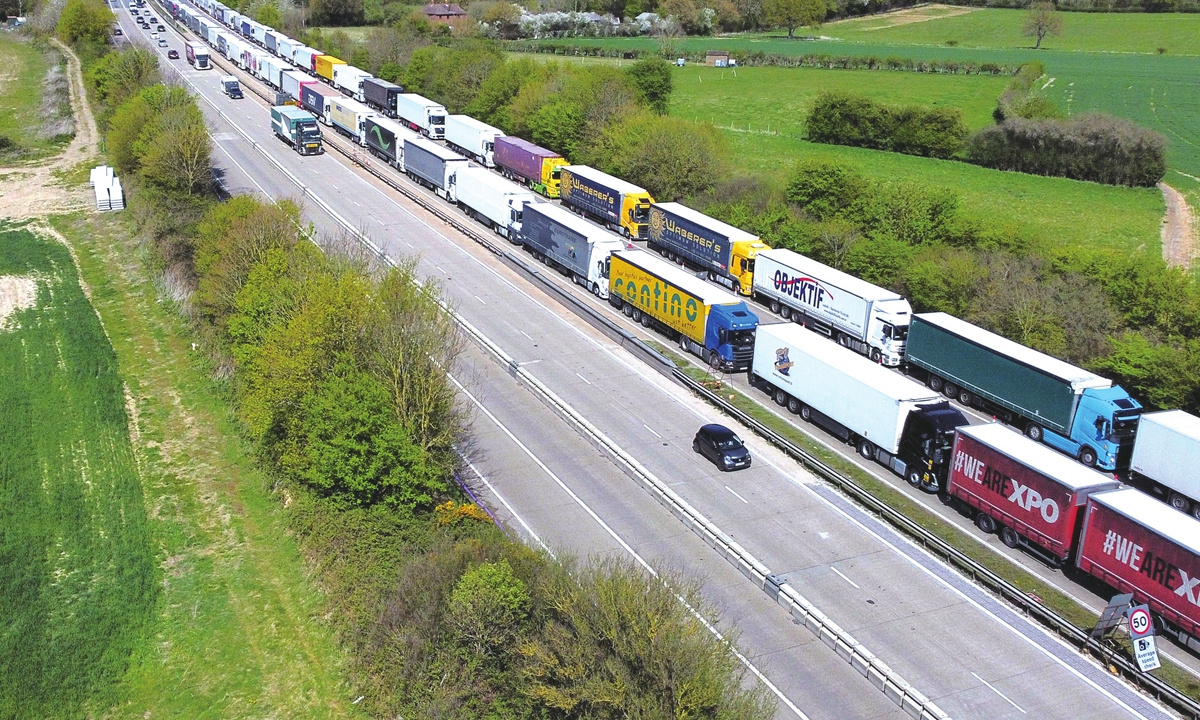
167, 49, 179, 58
692, 424, 752, 472
157, 24, 165, 30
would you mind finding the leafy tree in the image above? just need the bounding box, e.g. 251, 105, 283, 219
309, 0, 364, 27
448, 559, 529, 657
1022, 1, 1063, 50
624, 57, 673, 115
86, 48, 159, 117
377, 61, 404, 84
763, 0, 824, 38
584, 112, 726, 201
57, 0, 114, 45
465, 56, 541, 127
1093, 333, 1200, 413
255, 1, 282, 27
785, 159, 870, 221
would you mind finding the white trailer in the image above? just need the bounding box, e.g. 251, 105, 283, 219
333, 64, 372, 103
257, 55, 286, 89
394, 93, 446, 139
277, 36, 299, 63
455, 167, 535, 239
752, 248, 912, 367
281, 70, 313, 101
1131, 410, 1200, 519
251, 22, 269, 44
519, 202, 625, 298
205, 26, 220, 46
292, 46, 319, 74
750, 322, 967, 488
329, 96, 376, 145
444, 114, 505, 167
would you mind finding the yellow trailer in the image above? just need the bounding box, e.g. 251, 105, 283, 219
314, 54, 346, 82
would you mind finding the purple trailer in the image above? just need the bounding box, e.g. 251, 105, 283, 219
492, 136, 568, 199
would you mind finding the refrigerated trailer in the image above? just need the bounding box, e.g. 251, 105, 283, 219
1130, 410, 1200, 519
403, 137, 467, 200
455, 167, 535, 240
560, 166, 653, 239
332, 64, 371, 102
752, 248, 912, 367
281, 70, 316, 103
750, 322, 967, 491
646, 201, 767, 296
518, 203, 625, 298
444, 115, 504, 167
394, 93, 446, 139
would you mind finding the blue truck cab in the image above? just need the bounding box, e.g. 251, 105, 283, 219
707, 303, 758, 372
1039, 386, 1142, 471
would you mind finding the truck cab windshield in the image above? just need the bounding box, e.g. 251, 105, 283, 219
728, 329, 755, 346
882, 324, 909, 342
1109, 414, 1139, 441
431, 114, 445, 125
299, 122, 320, 140
633, 205, 650, 224
551, 167, 562, 179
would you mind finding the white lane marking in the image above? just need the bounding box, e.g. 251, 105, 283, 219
520, 330, 534, 341
448, 372, 811, 720
643, 424, 662, 439
475, 295, 486, 305
461, 457, 551, 555
830, 566, 859, 589
353, 200, 361, 206
435, 265, 446, 274
972, 672, 1027, 714
403, 240, 414, 248
575, 372, 592, 385
725, 486, 748, 504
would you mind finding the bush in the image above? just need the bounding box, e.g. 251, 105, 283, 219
57, 0, 114, 45
965, 114, 1166, 187
582, 111, 726, 201
806, 91, 968, 159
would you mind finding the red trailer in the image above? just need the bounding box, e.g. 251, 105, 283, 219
949, 423, 1119, 563
1078, 488, 1200, 651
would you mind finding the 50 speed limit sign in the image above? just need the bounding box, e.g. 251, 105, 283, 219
1128, 605, 1153, 639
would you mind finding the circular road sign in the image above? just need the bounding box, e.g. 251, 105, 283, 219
1129, 607, 1152, 638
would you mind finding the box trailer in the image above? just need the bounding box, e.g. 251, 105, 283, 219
251, 22, 269, 44
560, 166, 654, 239
493, 136, 567, 198
906, 312, 1142, 471
333, 64, 372, 102
292, 46, 320, 74
329, 96, 376, 145
752, 248, 912, 367
751, 322, 967, 490
609, 250, 758, 371
271, 105, 322, 155
362, 77, 403, 118
363, 116, 416, 168
314, 54, 346, 83
185, 41, 210, 69
1077, 488, 1200, 652
205, 26, 220, 46
257, 55, 286, 89
519, 203, 625, 298
455, 167, 536, 241
1130, 410, 1200, 519
263, 30, 280, 54
950, 423, 1120, 563
281, 70, 316, 103
277, 36, 298, 63
299, 83, 337, 124
444, 115, 504, 167
646, 202, 767, 296
403, 137, 467, 201
394, 93, 446, 139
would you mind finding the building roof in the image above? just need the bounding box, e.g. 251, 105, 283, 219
423, 3, 466, 15
705, 50, 730, 56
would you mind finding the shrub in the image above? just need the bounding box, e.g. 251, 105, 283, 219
806, 91, 968, 159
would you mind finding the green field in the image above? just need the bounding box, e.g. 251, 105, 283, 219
0, 35, 69, 162
0, 222, 154, 718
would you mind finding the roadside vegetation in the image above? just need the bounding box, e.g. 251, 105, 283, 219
0, 34, 74, 162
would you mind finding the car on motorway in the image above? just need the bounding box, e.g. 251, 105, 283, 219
157, 24, 164, 30
157, 38, 167, 47
150, 31, 157, 38
113, 27, 122, 34
692, 424, 752, 472
130, 7, 138, 13
167, 49, 179, 59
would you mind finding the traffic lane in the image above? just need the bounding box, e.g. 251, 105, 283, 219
458, 344, 910, 720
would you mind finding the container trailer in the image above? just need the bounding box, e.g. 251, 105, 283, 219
646, 201, 767, 296
281, 70, 315, 103
750, 322, 967, 490
251, 22, 268, 44
493, 136, 567, 198
752, 248, 912, 367
518, 203, 625, 297
608, 250, 758, 371
257, 55, 285, 89
271, 105, 322, 155
363, 116, 416, 168
185, 41, 210, 69
905, 312, 1142, 471
329, 96, 376, 145
333, 64, 372, 102
299, 83, 338, 124
444, 115, 504, 167
1129, 410, 1200, 519
456, 167, 536, 241
394, 93, 446, 139
560, 166, 654, 239
362, 77, 404, 117
403, 137, 467, 200
314, 54, 346, 83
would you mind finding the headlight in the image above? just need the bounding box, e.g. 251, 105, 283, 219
722, 456, 733, 465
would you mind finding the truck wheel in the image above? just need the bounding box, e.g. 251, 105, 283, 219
871, 349, 881, 364
1000, 526, 1020, 549
1192, 505, 1200, 522
680, 335, 690, 353
708, 351, 721, 369
773, 389, 787, 406
975, 513, 997, 534
1079, 446, 1098, 468
640, 314, 652, 329
631, 308, 642, 323
623, 304, 634, 318
779, 306, 791, 320
1169, 491, 1190, 513
769, 301, 781, 314
1026, 423, 1043, 442
787, 397, 801, 415
943, 382, 958, 399
907, 470, 923, 488
958, 389, 973, 406
800, 405, 812, 422
929, 376, 943, 392
858, 439, 875, 460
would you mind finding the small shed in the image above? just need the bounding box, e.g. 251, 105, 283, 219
705, 50, 731, 67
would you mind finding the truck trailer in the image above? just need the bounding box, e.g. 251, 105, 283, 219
455, 167, 536, 240
314, 54, 346, 83
185, 41, 210, 69
493, 136, 567, 198
752, 248, 912, 367
394, 93, 446, 139
264, 30, 281, 54
292, 46, 320, 74
299, 83, 338, 124
646, 202, 767, 296
281, 70, 315, 103
329, 96, 376, 145
403, 137, 467, 200
333, 64, 372, 102
1077, 488, 1200, 652
905, 312, 1142, 471
751, 322, 967, 490
363, 116, 416, 168
949, 423, 1120, 563
362, 77, 404, 118
1130, 410, 1200, 519
560, 166, 653, 239
271, 105, 322, 155
444, 115, 504, 167
277, 36, 298, 63
519, 203, 625, 298
256, 55, 285, 89
609, 250, 758, 371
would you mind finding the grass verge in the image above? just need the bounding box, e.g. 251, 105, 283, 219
0, 35, 70, 163
48, 210, 365, 719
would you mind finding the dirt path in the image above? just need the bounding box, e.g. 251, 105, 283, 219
0, 38, 100, 220
1159, 183, 1197, 269
826, 4, 975, 29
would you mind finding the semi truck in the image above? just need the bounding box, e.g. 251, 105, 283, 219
362, 77, 404, 118
949, 423, 1120, 564
256, 55, 286, 89
293, 47, 320, 74
271, 105, 322, 155
752, 248, 912, 367
395, 93, 446, 139
444, 115, 504, 167
314, 54, 346, 83
363, 116, 416, 169
519, 203, 625, 298
560, 166, 653, 239
333, 64, 372, 102
905, 312, 1142, 472
299, 83, 338, 124
277, 36, 298, 63
608, 250, 758, 371
185, 41, 210, 69
1077, 488, 1200, 652
329, 97, 377, 146
281, 70, 315, 103
646, 202, 767, 296
750, 322, 967, 491
264, 30, 281, 54
493, 136, 568, 198
220, 75, 243, 99
455, 167, 535, 241
1129, 410, 1200, 519
403, 137, 467, 201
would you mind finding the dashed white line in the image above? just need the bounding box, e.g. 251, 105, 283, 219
830, 566, 860, 589
643, 424, 662, 439
475, 295, 487, 305
575, 372, 592, 385
520, 330, 534, 341
972, 672, 1027, 714
435, 265, 446, 274
725, 486, 748, 504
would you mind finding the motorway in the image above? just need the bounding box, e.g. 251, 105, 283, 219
114, 9, 1184, 719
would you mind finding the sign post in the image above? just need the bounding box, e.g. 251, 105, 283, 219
1128, 604, 1161, 673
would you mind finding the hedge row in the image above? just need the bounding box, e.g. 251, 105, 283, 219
806, 91, 969, 159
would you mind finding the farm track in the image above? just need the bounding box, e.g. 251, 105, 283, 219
1160, 182, 1197, 269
